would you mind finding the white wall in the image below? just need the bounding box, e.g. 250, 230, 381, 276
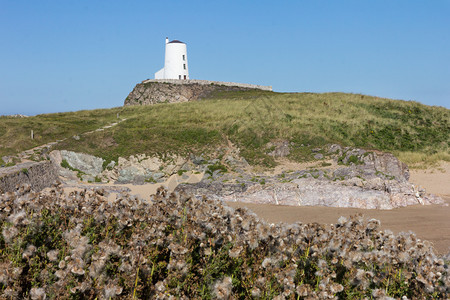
154, 68, 164, 79
154, 38, 189, 80
164, 42, 189, 80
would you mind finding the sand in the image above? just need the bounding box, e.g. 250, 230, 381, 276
59, 171, 205, 200
123, 171, 204, 198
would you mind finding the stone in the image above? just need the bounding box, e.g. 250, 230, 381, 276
163, 164, 178, 175
106, 161, 116, 169
0, 161, 58, 193
333, 167, 359, 179
335, 147, 409, 182
328, 144, 342, 154
178, 177, 443, 210
81, 174, 95, 182
191, 155, 206, 165
267, 140, 290, 157
124, 81, 270, 106
152, 173, 165, 180
140, 157, 163, 171
117, 166, 152, 184
60, 150, 104, 176
314, 153, 324, 160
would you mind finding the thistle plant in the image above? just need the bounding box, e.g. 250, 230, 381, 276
0, 183, 448, 299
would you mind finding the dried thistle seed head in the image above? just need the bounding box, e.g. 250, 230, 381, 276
212, 276, 232, 300
337, 216, 347, 226
103, 281, 123, 299
22, 244, 37, 259
30, 287, 46, 300
2, 226, 19, 244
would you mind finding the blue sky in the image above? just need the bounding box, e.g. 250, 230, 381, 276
1, 0, 449, 115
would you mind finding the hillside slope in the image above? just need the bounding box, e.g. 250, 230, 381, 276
1, 91, 449, 168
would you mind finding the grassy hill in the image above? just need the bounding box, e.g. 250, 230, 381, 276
1, 91, 449, 167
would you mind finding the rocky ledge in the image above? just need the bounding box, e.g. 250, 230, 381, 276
176, 145, 443, 210
124, 80, 272, 106
44, 144, 445, 210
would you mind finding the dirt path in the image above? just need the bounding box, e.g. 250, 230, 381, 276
15, 118, 127, 163
228, 162, 450, 255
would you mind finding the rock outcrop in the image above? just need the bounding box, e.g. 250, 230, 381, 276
51, 150, 207, 184
177, 177, 442, 210
49, 145, 443, 210
0, 161, 58, 193
330, 145, 410, 182
124, 80, 272, 106
176, 145, 443, 210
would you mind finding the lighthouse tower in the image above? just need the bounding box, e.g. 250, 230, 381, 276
155, 37, 189, 80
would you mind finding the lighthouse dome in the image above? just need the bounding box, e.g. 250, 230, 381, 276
168, 40, 185, 44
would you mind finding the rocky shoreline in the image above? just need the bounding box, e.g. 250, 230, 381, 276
18, 144, 440, 209
1, 141, 444, 210
176, 146, 442, 209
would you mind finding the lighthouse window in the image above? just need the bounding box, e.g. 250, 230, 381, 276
182, 55, 185, 61
183, 64, 186, 70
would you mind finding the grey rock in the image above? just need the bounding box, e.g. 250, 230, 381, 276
180, 163, 193, 171
124, 81, 264, 106
333, 167, 359, 179
314, 153, 324, 160
106, 161, 116, 169
0, 161, 58, 193
328, 144, 342, 154
191, 155, 206, 165
117, 166, 152, 184
267, 140, 290, 157
335, 147, 409, 182
60, 150, 104, 176
178, 177, 443, 210
152, 172, 165, 180
1, 156, 12, 164
81, 174, 95, 182
59, 168, 78, 181
225, 156, 249, 169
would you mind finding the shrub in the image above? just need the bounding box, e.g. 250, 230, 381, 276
206, 162, 227, 176
0, 185, 448, 298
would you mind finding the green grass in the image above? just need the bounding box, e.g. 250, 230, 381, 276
1, 91, 449, 167
0, 107, 127, 158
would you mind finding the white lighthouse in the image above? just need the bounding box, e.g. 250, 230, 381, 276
155, 37, 189, 80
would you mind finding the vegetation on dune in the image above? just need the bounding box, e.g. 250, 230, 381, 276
0, 185, 448, 299
1, 91, 449, 167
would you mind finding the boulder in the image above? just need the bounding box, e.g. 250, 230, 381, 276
140, 157, 163, 171
60, 150, 104, 176
335, 147, 409, 182
117, 166, 152, 184
267, 140, 290, 157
